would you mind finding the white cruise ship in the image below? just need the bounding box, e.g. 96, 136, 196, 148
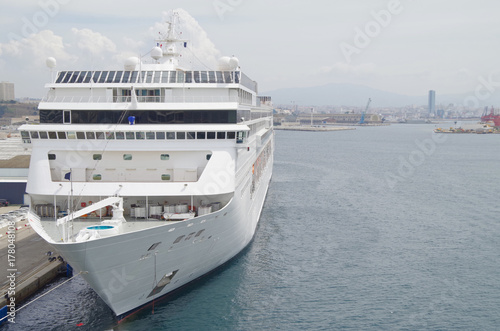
20, 12, 273, 318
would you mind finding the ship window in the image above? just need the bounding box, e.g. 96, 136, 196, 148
69, 71, 79, 83
126, 132, 135, 140
187, 132, 195, 139
156, 132, 165, 139
217, 132, 225, 139
193, 71, 200, 83
173, 235, 185, 244
145, 71, 154, 83
21, 131, 29, 139
216, 71, 224, 83
93, 174, 102, 181
48, 131, 57, 139
207, 132, 216, 139
76, 132, 85, 139
86, 132, 95, 139
208, 71, 216, 83
206, 154, 212, 160
122, 71, 131, 83
161, 174, 171, 181
200, 71, 208, 83
98, 71, 108, 83
116, 132, 125, 140
83, 72, 92, 83
137, 72, 145, 83
237, 131, 245, 143
93, 154, 102, 160
161, 71, 169, 83
63, 110, 71, 123
130, 71, 138, 83
48, 154, 56, 160
153, 71, 161, 83
62, 71, 73, 83
76, 71, 87, 83
148, 242, 161, 251
167, 132, 175, 140
106, 132, 115, 140
224, 71, 232, 83
123, 154, 132, 160
227, 132, 236, 139
160, 154, 170, 160
169, 71, 177, 83
39, 131, 48, 139
185, 71, 192, 83
106, 71, 116, 83
114, 71, 123, 83
234, 71, 240, 83
92, 71, 102, 83
96, 132, 105, 139
30, 131, 39, 139
57, 132, 66, 139
55, 71, 66, 83
146, 132, 155, 140
176, 132, 185, 139
67, 132, 76, 139
177, 71, 184, 83
197, 132, 205, 139
135, 132, 145, 140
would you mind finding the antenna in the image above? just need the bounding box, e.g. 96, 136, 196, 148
46, 57, 57, 82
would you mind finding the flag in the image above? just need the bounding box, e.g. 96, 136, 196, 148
64, 172, 71, 180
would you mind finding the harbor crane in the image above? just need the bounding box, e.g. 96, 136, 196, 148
360, 98, 371, 124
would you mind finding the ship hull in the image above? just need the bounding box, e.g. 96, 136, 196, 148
38, 157, 272, 317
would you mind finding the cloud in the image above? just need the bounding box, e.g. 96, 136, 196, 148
0, 29, 76, 64
71, 28, 117, 56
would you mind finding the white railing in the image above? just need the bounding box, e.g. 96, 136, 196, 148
41, 95, 240, 104
27, 211, 56, 243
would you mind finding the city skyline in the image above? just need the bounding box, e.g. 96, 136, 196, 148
1, 0, 500, 102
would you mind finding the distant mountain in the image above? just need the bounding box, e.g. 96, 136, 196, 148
263, 83, 500, 108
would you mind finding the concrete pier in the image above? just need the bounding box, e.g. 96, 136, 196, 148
0, 206, 66, 311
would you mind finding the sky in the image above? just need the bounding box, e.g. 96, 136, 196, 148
1, 0, 500, 100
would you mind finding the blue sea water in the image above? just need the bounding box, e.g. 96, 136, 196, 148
5, 123, 500, 330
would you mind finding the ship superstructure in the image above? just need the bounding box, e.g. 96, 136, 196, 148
20, 11, 273, 317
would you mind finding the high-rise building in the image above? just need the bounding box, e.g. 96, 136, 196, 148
0, 82, 15, 101
428, 90, 436, 115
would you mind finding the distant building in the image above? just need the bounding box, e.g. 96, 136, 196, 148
0, 82, 15, 101
428, 90, 436, 115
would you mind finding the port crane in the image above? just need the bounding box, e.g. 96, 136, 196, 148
359, 98, 371, 124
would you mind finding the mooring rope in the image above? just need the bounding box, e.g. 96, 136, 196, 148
0, 271, 82, 322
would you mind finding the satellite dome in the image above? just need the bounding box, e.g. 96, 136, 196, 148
124, 57, 140, 71
46, 57, 57, 69
229, 57, 239, 70
151, 47, 163, 61
218, 56, 231, 71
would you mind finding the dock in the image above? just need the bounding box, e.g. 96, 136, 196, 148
0, 206, 69, 323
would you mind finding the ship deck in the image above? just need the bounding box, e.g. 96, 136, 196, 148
37, 216, 184, 243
